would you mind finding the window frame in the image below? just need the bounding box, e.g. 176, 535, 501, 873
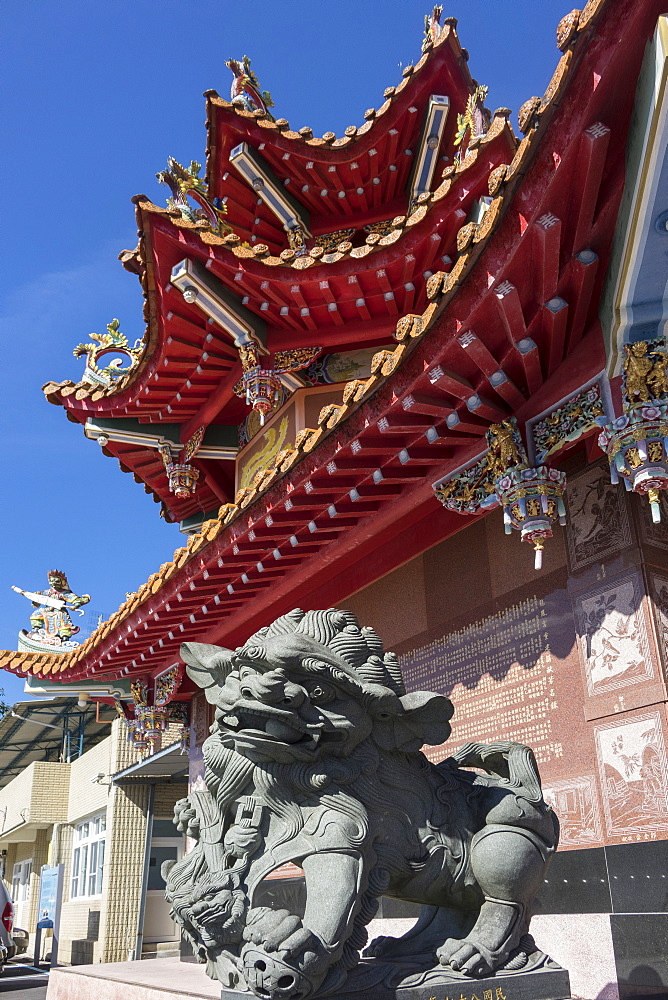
70, 812, 106, 900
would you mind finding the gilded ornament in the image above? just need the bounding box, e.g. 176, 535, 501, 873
426, 271, 447, 300
316, 228, 355, 252
286, 226, 307, 255
486, 419, 526, 478
342, 379, 368, 405
623, 341, 655, 406
183, 426, 205, 462
131, 679, 149, 708
395, 314, 423, 341
488, 164, 509, 197
456, 222, 478, 253
155, 664, 182, 707
363, 219, 395, 239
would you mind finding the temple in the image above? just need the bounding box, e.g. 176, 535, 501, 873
3, 1, 668, 996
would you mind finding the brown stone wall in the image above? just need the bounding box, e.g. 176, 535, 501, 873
343, 460, 668, 853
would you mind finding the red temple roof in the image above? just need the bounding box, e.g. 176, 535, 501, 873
8, 0, 652, 690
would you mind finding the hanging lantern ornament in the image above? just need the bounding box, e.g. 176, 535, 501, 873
166, 462, 200, 499
242, 365, 282, 425
597, 404, 668, 524
494, 466, 567, 570
159, 445, 199, 499
595, 339, 668, 523
126, 720, 150, 756
135, 705, 169, 756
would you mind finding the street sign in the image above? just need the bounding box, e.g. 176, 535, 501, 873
34, 864, 64, 966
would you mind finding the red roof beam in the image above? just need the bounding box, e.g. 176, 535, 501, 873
564, 250, 599, 351
533, 212, 562, 307
543, 296, 569, 373
399, 392, 453, 419
347, 482, 403, 501
179, 363, 242, 442
572, 123, 611, 252
494, 280, 527, 345
455, 330, 525, 409
464, 392, 507, 423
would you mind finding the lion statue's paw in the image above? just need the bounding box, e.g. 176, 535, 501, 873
437, 936, 495, 978
363, 935, 396, 959
242, 908, 329, 1000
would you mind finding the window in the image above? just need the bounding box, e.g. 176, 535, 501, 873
12, 860, 31, 904
71, 813, 106, 898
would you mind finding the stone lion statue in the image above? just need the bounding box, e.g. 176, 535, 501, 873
165, 608, 560, 1000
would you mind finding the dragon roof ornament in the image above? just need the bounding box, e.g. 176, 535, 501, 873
157, 157, 234, 234
73, 319, 144, 389
226, 55, 275, 119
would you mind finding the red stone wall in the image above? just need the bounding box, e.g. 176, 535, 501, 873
343, 461, 668, 852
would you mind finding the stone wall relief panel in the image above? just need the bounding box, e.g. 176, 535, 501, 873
649, 572, 668, 684
575, 572, 654, 697
542, 775, 604, 847
565, 463, 633, 572
594, 710, 668, 837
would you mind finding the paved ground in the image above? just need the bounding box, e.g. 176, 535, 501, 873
0, 961, 49, 1000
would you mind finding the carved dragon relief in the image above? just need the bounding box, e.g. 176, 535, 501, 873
164, 608, 561, 1000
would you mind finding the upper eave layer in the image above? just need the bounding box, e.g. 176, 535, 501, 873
10, 0, 647, 685
204, 19, 474, 169
42, 111, 515, 421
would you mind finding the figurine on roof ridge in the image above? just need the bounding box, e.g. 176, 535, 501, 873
422, 5, 444, 51
454, 84, 491, 162
227, 55, 275, 120
12, 571, 90, 652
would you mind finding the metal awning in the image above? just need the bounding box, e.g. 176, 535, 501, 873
111, 740, 189, 785
0, 697, 109, 788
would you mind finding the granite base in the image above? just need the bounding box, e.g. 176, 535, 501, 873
222, 964, 571, 1000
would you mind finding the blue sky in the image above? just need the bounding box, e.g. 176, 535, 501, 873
0, 0, 571, 705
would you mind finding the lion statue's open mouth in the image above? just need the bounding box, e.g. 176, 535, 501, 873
164, 608, 560, 1000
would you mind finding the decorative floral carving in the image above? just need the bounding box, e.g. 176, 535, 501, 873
183, 426, 205, 463
530, 383, 605, 463
316, 228, 356, 252
155, 664, 183, 707
434, 455, 498, 514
